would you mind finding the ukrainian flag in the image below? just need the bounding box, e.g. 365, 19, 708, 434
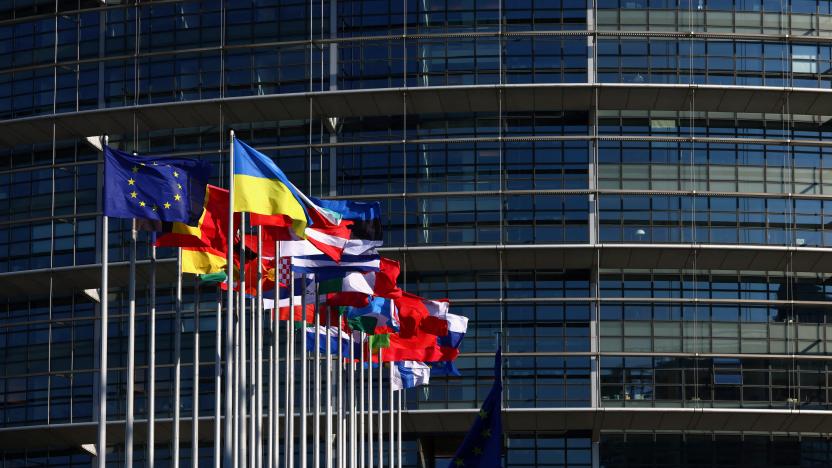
233, 138, 310, 237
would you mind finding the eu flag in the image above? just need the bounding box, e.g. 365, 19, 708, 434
103, 146, 210, 224
449, 348, 502, 468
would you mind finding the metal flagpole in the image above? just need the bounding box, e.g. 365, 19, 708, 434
349, 331, 356, 468
224, 129, 236, 467
388, 362, 394, 468
377, 351, 383, 468
287, 267, 296, 468
367, 345, 373, 468
300, 273, 308, 468
336, 313, 344, 468
273, 240, 281, 468
97, 134, 109, 468
192, 278, 201, 468
233, 292, 240, 466
173, 249, 183, 468
239, 215, 248, 468
359, 333, 365, 468
313, 281, 321, 468
249, 295, 256, 468
325, 294, 333, 468
125, 218, 137, 467
256, 227, 264, 468
148, 232, 157, 468
213, 288, 222, 468
397, 388, 402, 468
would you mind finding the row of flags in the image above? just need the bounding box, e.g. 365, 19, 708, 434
102, 134, 501, 467
102, 136, 469, 399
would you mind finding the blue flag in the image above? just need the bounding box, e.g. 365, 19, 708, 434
448, 348, 502, 468
103, 145, 211, 224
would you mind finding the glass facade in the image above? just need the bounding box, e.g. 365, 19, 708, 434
2, 0, 832, 466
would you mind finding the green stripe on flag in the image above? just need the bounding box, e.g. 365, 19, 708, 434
369, 333, 390, 352
348, 316, 378, 334
200, 271, 227, 285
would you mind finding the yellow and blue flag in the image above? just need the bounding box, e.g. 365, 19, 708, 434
233, 138, 314, 237
448, 347, 502, 467
103, 146, 210, 224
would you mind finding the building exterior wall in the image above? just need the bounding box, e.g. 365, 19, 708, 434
3, 0, 832, 466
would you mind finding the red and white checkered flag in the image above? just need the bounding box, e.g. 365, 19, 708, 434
278, 256, 292, 285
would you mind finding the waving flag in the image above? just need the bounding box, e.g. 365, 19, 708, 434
233, 138, 340, 237
305, 325, 363, 357
391, 361, 431, 391
156, 185, 230, 274
103, 145, 210, 223
344, 296, 399, 334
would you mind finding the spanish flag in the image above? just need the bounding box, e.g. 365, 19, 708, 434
233, 138, 311, 238
156, 185, 230, 274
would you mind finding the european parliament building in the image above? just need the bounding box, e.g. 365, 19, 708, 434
4, 0, 832, 466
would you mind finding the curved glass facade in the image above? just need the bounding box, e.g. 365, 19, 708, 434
3, 0, 832, 466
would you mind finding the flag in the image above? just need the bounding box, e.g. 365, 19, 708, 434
448, 348, 502, 468
290, 254, 381, 276
305, 325, 363, 357
437, 313, 468, 349
233, 138, 332, 237
156, 185, 230, 274
381, 330, 459, 363
369, 334, 391, 352
103, 145, 210, 224
391, 361, 431, 391
341, 257, 401, 298
251, 201, 353, 262
428, 361, 462, 377
313, 198, 382, 255
394, 292, 449, 337
344, 296, 399, 334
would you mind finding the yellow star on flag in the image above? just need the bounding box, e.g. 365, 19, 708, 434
472, 446, 482, 456
152, 206, 158, 212
164, 202, 171, 209
174, 194, 181, 201
131, 166, 139, 173
481, 428, 491, 438
454, 459, 464, 467
139, 201, 146, 207
173, 171, 179, 178
479, 409, 488, 419
177, 183, 182, 190
130, 191, 137, 198
127, 178, 135, 185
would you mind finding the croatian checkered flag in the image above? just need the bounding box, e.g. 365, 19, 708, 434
278, 256, 292, 286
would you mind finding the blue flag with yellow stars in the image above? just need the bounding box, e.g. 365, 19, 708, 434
103, 145, 210, 224
448, 347, 502, 468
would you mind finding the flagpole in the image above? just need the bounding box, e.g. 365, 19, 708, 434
125, 218, 137, 468
173, 248, 183, 468
239, 214, 248, 468
397, 388, 402, 468
148, 232, 157, 468
224, 129, 236, 468
192, 277, 201, 468
378, 350, 383, 468
325, 293, 333, 468
349, 330, 356, 468
359, 332, 365, 468
248, 294, 256, 468
233, 292, 240, 467
336, 312, 344, 468
388, 361, 394, 468
214, 287, 222, 468
313, 281, 321, 468
97, 134, 109, 468
300, 272, 309, 468
367, 345, 373, 468
256, 227, 264, 468
273, 240, 281, 468
287, 267, 296, 468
